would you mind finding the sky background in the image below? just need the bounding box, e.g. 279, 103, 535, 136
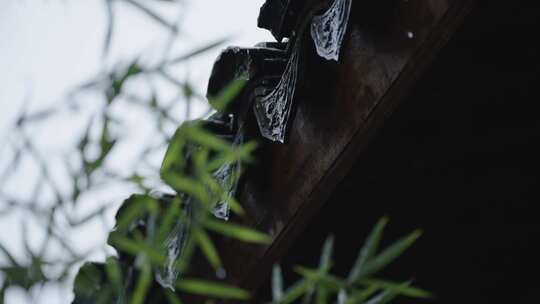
0, 1, 272, 303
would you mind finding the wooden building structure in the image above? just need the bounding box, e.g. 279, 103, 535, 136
209, 0, 539, 302
74, 0, 539, 302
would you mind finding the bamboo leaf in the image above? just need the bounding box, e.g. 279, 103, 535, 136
183, 123, 231, 152
363, 287, 400, 304
165, 289, 184, 304
294, 266, 343, 291
345, 285, 378, 304
103, 0, 114, 57
176, 279, 250, 300
356, 279, 432, 299
73, 263, 107, 301
77, 118, 93, 153
125, 0, 177, 32
130, 260, 152, 304
161, 129, 186, 176
316, 287, 329, 304
156, 197, 183, 243
108, 234, 167, 266
96, 287, 114, 304
193, 227, 222, 270
21, 107, 58, 123
320, 235, 334, 269
348, 217, 388, 282
198, 172, 245, 217
105, 257, 123, 292
0, 243, 19, 266
280, 279, 309, 304
166, 37, 230, 65
206, 141, 257, 171
1, 285, 6, 304
208, 79, 246, 112
162, 173, 209, 204
225, 196, 245, 217
355, 230, 422, 280
115, 195, 156, 232
272, 265, 284, 302
0, 147, 21, 183
203, 219, 271, 244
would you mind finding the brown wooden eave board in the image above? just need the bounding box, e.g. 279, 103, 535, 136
215, 0, 477, 294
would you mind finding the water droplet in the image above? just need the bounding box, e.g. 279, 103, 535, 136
216, 268, 227, 279
310, 0, 352, 62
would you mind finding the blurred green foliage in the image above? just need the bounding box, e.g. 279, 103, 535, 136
270, 218, 430, 304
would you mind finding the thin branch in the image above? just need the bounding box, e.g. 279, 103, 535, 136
103, 0, 115, 58
124, 0, 178, 33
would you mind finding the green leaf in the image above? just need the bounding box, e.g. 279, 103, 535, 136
156, 197, 183, 244
162, 173, 209, 204
182, 82, 194, 99
355, 230, 422, 280
364, 287, 400, 304
198, 172, 245, 216
203, 219, 271, 244
161, 128, 186, 176
208, 79, 247, 112
0, 147, 21, 183
107, 61, 143, 104
0, 262, 47, 291
73, 263, 107, 302
176, 279, 250, 300
165, 289, 184, 304
99, 117, 116, 158
225, 196, 245, 217
114, 195, 157, 232
316, 286, 330, 304
166, 37, 230, 65
124, 61, 143, 79
103, 0, 114, 57
206, 141, 257, 172
21, 222, 35, 260
172, 235, 197, 275
193, 227, 222, 270
130, 260, 152, 304
21, 107, 58, 123
348, 217, 388, 282
280, 279, 310, 304
77, 118, 93, 153
1, 285, 6, 304
345, 285, 379, 304
311, 236, 335, 304
108, 234, 167, 266
294, 266, 343, 291
320, 235, 334, 269
0, 243, 19, 266
356, 279, 432, 299
272, 265, 284, 302
95, 287, 114, 304
183, 123, 232, 152
129, 174, 145, 189
83, 117, 118, 175
105, 257, 123, 291
191, 146, 210, 175
125, 0, 177, 33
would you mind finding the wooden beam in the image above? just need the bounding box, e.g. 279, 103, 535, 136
216, 0, 476, 293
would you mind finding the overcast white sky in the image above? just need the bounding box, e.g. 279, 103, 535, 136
0, 1, 272, 303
